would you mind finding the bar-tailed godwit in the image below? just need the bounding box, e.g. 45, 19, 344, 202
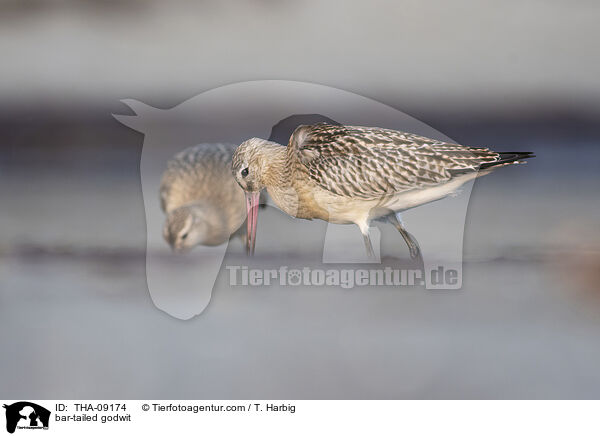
161, 143, 246, 252
232, 123, 534, 258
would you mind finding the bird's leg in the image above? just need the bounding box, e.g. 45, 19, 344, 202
358, 222, 375, 259
387, 213, 422, 261
363, 233, 375, 259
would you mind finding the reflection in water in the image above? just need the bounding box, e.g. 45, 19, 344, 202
159, 143, 246, 252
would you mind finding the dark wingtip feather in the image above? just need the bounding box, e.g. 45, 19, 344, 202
479, 151, 535, 169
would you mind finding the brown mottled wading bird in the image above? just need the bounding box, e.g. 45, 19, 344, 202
160, 143, 247, 252
232, 123, 534, 258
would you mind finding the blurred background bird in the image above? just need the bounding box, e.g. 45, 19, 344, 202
160, 143, 246, 252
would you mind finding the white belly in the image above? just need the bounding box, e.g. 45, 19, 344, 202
315, 171, 481, 225
269, 171, 480, 228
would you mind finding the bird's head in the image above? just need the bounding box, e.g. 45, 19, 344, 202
231, 137, 280, 193
163, 206, 210, 253
232, 137, 285, 255
164, 204, 231, 252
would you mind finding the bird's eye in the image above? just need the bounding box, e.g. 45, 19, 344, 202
241, 168, 249, 178
181, 233, 188, 240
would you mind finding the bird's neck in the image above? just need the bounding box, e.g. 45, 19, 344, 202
259, 143, 290, 188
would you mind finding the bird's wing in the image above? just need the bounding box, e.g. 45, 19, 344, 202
288, 123, 501, 199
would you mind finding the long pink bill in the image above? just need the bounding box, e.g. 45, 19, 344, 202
245, 191, 260, 256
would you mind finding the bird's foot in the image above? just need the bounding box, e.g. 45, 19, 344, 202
409, 245, 421, 260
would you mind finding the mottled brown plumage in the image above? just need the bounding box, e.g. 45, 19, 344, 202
290, 124, 502, 198
232, 123, 534, 258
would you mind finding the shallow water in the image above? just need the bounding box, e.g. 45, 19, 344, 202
2, 251, 600, 399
